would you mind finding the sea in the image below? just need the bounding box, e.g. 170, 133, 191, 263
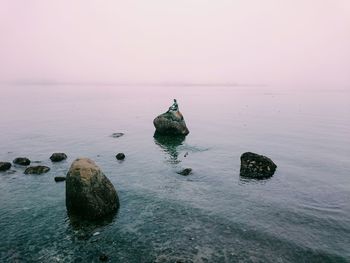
0, 84, 349, 262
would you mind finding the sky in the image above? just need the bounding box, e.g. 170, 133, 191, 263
0, 0, 349, 88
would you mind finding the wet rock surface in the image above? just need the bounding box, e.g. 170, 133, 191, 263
154, 111, 189, 136
54, 176, 66, 182
50, 153, 67, 162
0, 162, 12, 171
115, 153, 125, 160
24, 166, 50, 174
66, 158, 119, 220
177, 168, 192, 176
13, 157, 31, 166
240, 152, 277, 179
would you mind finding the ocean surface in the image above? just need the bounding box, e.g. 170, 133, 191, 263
0, 85, 349, 263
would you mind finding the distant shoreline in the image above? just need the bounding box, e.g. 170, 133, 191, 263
0, 81, 268, 88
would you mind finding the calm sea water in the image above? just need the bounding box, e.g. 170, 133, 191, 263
0, 85, 349, 262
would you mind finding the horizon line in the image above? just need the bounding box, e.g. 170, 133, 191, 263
0, 80, 268, 87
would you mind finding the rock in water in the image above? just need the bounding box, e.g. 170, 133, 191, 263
153, 111, 189, 136
66, 158, 119, 220
54, 176, 66, 182
115, 153, 125, 160
240, 152, 277, 179
13, 157, 31, 166
111, 133, 124, 138
153, 100, 189, 136
0, 162, 12, 171
99, 254, 109, 261
24, 166, 50, 174
177, 168, 192, 176
50, 153, 67, 162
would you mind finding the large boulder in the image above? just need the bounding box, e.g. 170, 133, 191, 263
13, 157, 31, 166
0, 162, 12, 171
66, 158, 119, 220
153, 111, 189, 136
24, 165, 50, 174
50, 153, 67, 162
240, 152, 277, 179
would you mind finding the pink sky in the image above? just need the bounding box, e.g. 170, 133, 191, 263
0, 0, 349, 88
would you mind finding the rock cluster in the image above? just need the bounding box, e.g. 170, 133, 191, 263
66, 158, 119, 220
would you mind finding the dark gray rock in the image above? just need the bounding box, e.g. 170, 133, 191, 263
66, 158, 119, 220
0, 162, 12, 171
54, 176, 66, 182
99, 254, 109, 261
50, 153, 67, 162
153, 111, 189, 136
115, 153, 125, 160
24, 166, 50, 174
13, 157, 31, 166
240, 152, 277, 179
111, 133, 124, 138
177, 168, 192, 176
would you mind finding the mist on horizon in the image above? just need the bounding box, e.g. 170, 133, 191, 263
0, 0, 349, 89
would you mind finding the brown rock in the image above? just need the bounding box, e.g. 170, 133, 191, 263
153, 111, 189, 136
66, 158, 119, 220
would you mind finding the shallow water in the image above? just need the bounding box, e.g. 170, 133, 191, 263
0, 85, 349, 262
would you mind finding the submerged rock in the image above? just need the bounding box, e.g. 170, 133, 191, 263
54, 176, 66, 182
177, 168, 192, 176
153, 99, 189, 136
0, 162, 12, 171
240, 152, 277, 179
66, 158, 119, 220
13, 157, 31, 166
99, 254, 109, 261
111, 133, 124, 138
24, 166, 50, 174
115, 153, 125, 160
50, 153, 67, 162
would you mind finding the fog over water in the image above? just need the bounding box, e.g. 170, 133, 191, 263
1, 2, 350, 262
1, 0, 350, 89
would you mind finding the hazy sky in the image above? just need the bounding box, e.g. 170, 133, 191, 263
1, 0, 349, 88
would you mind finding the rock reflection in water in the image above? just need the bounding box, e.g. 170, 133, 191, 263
153, 132, 185, 164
